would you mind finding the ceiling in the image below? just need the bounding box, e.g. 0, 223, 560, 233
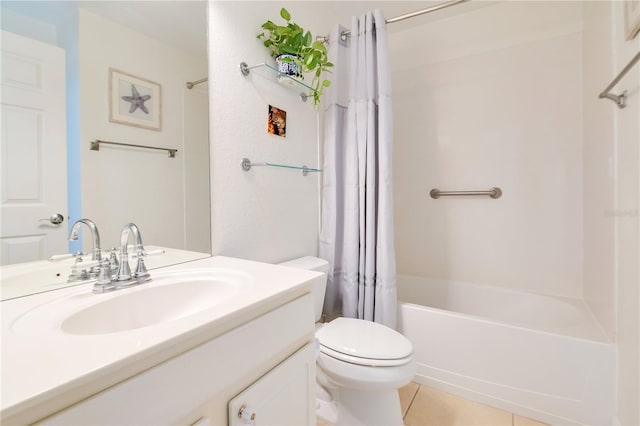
79, 0, 208, 59
77, 0, 491, 60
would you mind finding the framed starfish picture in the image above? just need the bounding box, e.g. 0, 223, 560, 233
109, 68, 161, 131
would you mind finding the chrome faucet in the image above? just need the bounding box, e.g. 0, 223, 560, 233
68, 219, 102, 281
69, 219, 102, 262
115, 223, 150, 284
69, 222, 159, 293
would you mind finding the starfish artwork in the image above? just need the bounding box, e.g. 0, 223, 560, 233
121, 84, 151, 114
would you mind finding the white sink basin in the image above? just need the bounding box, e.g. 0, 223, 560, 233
11, 268, 253, 336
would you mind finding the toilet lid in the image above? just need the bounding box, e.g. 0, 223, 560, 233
316, 317, 413, 363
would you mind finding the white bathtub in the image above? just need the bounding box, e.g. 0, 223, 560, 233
397, 275, 615, 425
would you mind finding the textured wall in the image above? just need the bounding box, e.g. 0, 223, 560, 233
208, 2, 323, 263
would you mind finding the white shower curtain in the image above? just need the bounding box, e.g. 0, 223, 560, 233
319, 10, 397, 328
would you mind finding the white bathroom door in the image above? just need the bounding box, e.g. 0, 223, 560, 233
0, 31, 68, 265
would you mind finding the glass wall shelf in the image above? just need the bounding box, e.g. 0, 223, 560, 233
241, 158, 322, 176
239, 61, 316, 102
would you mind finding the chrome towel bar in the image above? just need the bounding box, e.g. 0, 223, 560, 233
90, 140, 177, 158
430, 187, 502, 199
599, 51, 640, 109
186, 77, 208, 89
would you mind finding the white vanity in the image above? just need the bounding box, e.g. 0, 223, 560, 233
1, 256, 320, 425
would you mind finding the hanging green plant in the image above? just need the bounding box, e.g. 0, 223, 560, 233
257, 8, 333, 106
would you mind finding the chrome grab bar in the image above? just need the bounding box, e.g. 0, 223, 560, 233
430, 187, 502, 199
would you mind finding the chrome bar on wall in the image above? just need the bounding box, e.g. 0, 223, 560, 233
186, 77, 208, 89
599, 51, 640, 109
430, 187, 503, 199
90, 140, 177, 158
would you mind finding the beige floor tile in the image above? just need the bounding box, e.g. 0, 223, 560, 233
514, 414, 549, 426
404, 386, 513, 426
399, 382, 420, 417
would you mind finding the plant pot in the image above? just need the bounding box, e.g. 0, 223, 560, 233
275, 54, 303, 87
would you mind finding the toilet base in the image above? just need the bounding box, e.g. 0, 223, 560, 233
331, 388, 404, 426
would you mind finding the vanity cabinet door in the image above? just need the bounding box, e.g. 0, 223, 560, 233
228, 343, 315, 426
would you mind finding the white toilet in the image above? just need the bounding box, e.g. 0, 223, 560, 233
280, 257, 416, 426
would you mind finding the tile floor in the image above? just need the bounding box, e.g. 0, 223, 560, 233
400, 383, 549, 426
318, 382, 550, 426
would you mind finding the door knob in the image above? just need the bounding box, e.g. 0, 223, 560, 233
39, 213, 64, 225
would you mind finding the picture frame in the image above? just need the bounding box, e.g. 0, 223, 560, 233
109, 68, 162, 131
267, 105, 287, 138
625, 0, 640, 41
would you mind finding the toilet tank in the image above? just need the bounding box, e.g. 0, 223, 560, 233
279, 256, 328, 322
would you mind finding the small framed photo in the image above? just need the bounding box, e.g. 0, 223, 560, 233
625, 0, 640, 41
109, 68, 161, 131
267, 105, 286, 138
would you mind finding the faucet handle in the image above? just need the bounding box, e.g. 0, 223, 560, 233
72, 260, 99, 271
48, 252, 86, 262
93, 258, 116, 293
133, 250, 151, 282
138, 248, 165, 257
109, 247, 120, 271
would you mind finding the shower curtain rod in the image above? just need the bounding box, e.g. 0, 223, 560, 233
318, 0, 470, 42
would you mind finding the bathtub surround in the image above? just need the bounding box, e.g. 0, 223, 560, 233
320, 11, 397, 327
582, 2, 640, 425
386, 1, 638, 424
391, 1, 584, 299
610, 3, 640, 425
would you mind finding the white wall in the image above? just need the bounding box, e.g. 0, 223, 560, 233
79, 8, 208, 249
581, 0, 617, 345
611, 3, 640, 424
582, 3, 639, 423
390, 1, 584, 298
208, 2, 325, 263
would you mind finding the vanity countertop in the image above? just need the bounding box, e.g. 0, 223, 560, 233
1, 256, 320, 425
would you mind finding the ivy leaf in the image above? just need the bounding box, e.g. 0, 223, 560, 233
323, 80, 331, 87
305, 53, 318, 69
274, 26, 288, 36
261, 21, 276, 31
312, 41, 327, 54
281, 45, 298, 55
280, 8, 291, 21
303, 31, 312, 46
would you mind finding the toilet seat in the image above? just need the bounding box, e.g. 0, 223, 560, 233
316, 318, 413, 367
319, 345, 412, 367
